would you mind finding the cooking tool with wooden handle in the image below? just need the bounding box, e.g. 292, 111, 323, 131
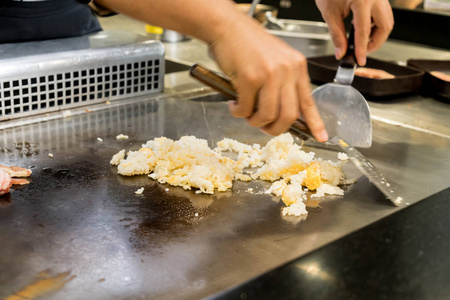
313, 25, 372, 148
189, 63, 402, 206
189, 63, 315, 142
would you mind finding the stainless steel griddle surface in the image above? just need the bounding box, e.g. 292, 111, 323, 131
1, 89, 449, 300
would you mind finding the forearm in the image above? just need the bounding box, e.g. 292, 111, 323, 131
94, 0, 248, 44
95, 0, 327, 139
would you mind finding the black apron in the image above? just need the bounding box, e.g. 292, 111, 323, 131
0, 0, 102, 43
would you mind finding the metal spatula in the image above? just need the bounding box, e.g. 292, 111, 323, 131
313, 25, 372, 148
189, 62, 402, 206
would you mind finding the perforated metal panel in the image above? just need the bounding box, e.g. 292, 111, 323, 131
0, 31, 165, 122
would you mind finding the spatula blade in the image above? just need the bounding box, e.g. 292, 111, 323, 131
329, 137, 403, 206
312, 83, 372, 148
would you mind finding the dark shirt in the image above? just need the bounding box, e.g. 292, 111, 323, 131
0, 0, 102, 43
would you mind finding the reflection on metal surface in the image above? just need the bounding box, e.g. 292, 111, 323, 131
1, 99, 162, 152
371, 115, 450, 139
0, 73, 449, 299
5, 270, 76, 300
296, 262, 335, 283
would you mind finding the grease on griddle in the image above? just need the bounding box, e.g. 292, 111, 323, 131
0, 147, 11, 154
13, 142, 40, 157
125, 186, 209, 253
53, 169, 71, 178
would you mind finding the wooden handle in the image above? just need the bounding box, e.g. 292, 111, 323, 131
189, 63, 316, 142
290, 119, 315, 141
189, 64, 236, 100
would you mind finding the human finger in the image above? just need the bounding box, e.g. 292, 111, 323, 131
320, 9, 348, 60
367, 26, 388, 53
228, 72, 260, 119
367, 4, 394, 52
350, 3, 372, 66
296, 59, 328, 142
246, 75, 281, 128
259, 83, 300, 136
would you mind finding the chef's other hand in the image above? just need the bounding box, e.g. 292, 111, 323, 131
315, 0, 394, 66
209, 15, 328, 141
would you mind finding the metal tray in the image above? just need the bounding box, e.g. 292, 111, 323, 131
307, 56, 424, 98
407, 59, 450, 101
268, 19, 332, 58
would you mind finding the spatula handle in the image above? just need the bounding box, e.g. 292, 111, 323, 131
189, 63, 315, 141
340, 25, 357, 68
289, 119, 315, 141
189, 64, 236, 100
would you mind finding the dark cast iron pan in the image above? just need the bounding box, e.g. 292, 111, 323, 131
407, 59, 450, 102
307, 56, 424, 98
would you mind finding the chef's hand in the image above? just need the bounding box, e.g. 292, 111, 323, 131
315, 0, 394, 66
209, 15, 328, 141
94, 0, 327, 141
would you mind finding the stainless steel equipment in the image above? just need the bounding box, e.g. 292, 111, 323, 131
264, 11, 286, 30
267, 19, 332, 57
0, 70, 449, 300
329, 137, 403, 206
247, 0, 261, 17
0, 31, 165, 122
236, 3, 278, 24
189, 64, 401, 206
312, 26, 372, 148
161, 29, 190, 43
1, 28, 450, 300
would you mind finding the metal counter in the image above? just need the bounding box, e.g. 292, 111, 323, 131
1, 32, 450, 299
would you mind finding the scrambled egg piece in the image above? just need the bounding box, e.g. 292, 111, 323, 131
111, 133, 346, 216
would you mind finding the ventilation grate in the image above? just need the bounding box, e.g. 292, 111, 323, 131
0, 36, 165, 122
0, 60, 161, 118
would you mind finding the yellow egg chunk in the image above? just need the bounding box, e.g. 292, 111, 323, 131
304, 162, 322, 190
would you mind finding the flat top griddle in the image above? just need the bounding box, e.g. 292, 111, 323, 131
0, 89, 449, 300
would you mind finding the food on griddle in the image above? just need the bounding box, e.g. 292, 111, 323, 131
111, 133, 346, 216
354, 67, 395, 79
116, 134, 129, 140
0, 165, 32, 177
0, 169, 12, 196
338, 152, 349, 161
430, 71, 450, 82
0, 165, 32, 196
135, 187, 144, 195
113, 136, 236, 193
110, 149, 125, 165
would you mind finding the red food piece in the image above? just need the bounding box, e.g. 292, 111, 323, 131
355, 67, 395, 79
0, 169, 12, 196
0, 165, 32, 177
11, 178, 30, 185
430, 71, 450, 82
